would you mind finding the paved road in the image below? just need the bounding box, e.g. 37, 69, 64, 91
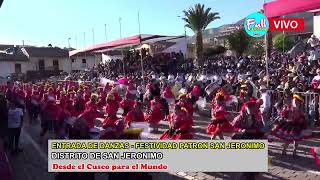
5, 110, 320, 180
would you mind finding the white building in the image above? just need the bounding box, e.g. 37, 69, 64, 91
0, 46, 29, 77
70, 52, 101, 71
0, 45, 71, 78
22, 46, 71, 73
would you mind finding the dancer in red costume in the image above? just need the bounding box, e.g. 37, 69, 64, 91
120, 92, 135, 116
78, 104, 103, 129
85, 94, 98, 110
97, 93, 106, 110
28, 88, 41, 123
58, 91, 67, 108
177, 93, 194, 117
311, 147, 320, 167
125, 101, 146, 127
231, 98, 264, 180
40, 97, 61, 139
207, 91, 235, 140
84, 87, 91, 103
102, 94, 119, 129
162, 86, 175, 100
160, 104, 193, 140
146, 95, 165, 132
74, 90, 86, 116
231, 98, 264, 139
272, 94, 311, 157
109, 87, 122, 104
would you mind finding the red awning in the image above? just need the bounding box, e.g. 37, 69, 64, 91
264, 0, 320, 18
69, 34, 171, 56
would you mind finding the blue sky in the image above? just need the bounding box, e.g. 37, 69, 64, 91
0, 0, 264, 48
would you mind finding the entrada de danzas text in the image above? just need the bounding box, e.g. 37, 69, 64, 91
51, 142, 266, 150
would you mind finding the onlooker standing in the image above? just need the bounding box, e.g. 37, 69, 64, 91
7, 101, 24, 154
0, 92, 8, 144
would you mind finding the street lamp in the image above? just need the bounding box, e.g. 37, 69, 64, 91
68, 37, 71, 48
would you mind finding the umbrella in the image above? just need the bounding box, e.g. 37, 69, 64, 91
117, 78, 129, 85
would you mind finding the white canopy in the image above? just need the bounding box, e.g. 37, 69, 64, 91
102, 54, 123, 63
161, 38, 187, 54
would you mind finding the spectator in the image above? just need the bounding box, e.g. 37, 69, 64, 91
7, 101, 24, 154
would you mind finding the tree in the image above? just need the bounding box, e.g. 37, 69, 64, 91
227, 29, 251, 56
273, 33, 294, 52
182, 4, 220, 67
246, 39, 265, 57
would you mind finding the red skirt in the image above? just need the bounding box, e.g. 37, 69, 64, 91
103, 117, 118, 129
160, 130, 193, 140
272, 121, 312, 142
146, 110, 164, 125
207, 119, 235, 136
311, 147, 320, 167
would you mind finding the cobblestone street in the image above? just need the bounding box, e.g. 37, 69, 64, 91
5, 110, 320, 180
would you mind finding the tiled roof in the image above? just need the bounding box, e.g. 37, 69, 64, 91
23, 47, 69, 58
0, 52, 28, 62
0, 44, 14, 51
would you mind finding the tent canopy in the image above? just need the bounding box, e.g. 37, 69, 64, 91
69, 34, 183, 57
161, 37, 187, 54
264, 0, 320, 18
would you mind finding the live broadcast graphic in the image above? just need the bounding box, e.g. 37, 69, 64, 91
49, 140, 268, 172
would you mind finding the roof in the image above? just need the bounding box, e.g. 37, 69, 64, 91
0, 44, 14, 51
23, 47, 69, 58
264, 0, 320, 18
0, 52, 28, 62
69, 34, 183, 56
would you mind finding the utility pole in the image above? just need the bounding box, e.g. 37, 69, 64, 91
119, 17, 122, 38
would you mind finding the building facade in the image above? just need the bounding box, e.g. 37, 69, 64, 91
70, 52, 101, 71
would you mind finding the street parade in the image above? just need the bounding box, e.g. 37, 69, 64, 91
1, 0, 320, 180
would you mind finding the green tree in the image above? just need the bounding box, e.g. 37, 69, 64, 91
273, 33, 294, 52
246, 39, 265, 57
182, 4, 220, 66
227, 29, 251, 56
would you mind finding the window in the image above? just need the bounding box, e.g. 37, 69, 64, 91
82, 59, 86, 64
71, 59, 75, 63
53, 60, 59, 71
15, 64, 22, 74
38, 59, 45, 71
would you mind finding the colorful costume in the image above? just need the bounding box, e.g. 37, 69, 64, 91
160, 108, 193, 140
102, 94, 119, 129
272, 108, 310, 142
311, 147, 320, 167
271, 93, 311, 142
120, 96, 135, 116
146, 99, 165, 125
177, 94, 194, 117
125, 108, 146, 126
79, 108, 103, 129
231, 99, 264, 139
74, 96, 86, 116
207, 107, 234, 136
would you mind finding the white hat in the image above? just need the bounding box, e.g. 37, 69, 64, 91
168, 74, 175, 81
259, 85, 267, 91
179, 88, 188, 95
291, 87, 299, 93
48, 96, 55, 102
